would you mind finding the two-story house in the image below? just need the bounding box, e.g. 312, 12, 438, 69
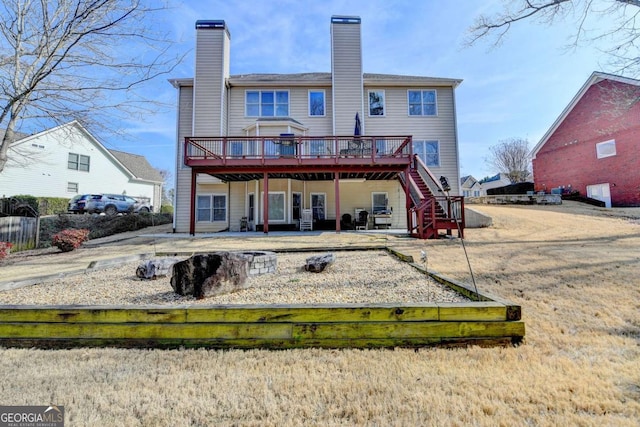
170, 16, 464, 238
0, 121, 163, 210
531, 72, 640, 207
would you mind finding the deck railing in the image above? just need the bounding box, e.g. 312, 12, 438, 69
184, 135, 413, 165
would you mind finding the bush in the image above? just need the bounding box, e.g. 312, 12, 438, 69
39, 213, 173, 248
0, 242, 12, 260
160, 204, 174, 214
52, 229, 90, 252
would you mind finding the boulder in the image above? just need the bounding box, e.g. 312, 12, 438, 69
305, 253, 336, 273
136, 258, 182, 280
170, 252, 251, 299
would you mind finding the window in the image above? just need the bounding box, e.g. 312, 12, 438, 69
368, 90, 385, 116
596, 139, 616, 159
196, 194, 227, 222
67, 182, 78, 193
311, 193, 325, 220
68, 153, 90, 171
292, 192, 302, 220
246, 90, 289, 117
372, 192, 388, 214
309, 90, 325, 116
408, 90, 437, 116
261, 192, 285, 222
413, 140, 440, 167
248, 193, 255, 222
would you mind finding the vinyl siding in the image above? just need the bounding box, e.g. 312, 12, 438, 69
226, 86, 333, 136
223, 179, 407, 229
193, 28, 228, 136
364, 85, 460, 194
331, 21, 363, 135
174, 85, 194, 232
0, 123, 156, 203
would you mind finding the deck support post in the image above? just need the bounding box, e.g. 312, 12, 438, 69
263, 172, 269, 234
335, 172, 341, 233
189, 169, 196, 235
404, 165, 412, 234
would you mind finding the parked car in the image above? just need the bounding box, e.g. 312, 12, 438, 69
69, 194, 152, 215
68, 194, 92, 214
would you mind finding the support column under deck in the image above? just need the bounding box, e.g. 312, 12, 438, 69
335, 172, 341, 233
190, 169, 196, 235
263, 172, 269, 234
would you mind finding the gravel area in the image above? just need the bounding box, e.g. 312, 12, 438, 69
0, 250, 469, 305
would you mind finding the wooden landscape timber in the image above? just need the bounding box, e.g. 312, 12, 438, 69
0, 248, 524, 349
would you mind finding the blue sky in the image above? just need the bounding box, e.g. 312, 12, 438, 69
113, 0, 620, 185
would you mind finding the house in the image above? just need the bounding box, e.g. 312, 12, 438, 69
531, 72, 640, 207
170, 16, 464, 238
460, 175, 482, 197
0, 121, 163, 210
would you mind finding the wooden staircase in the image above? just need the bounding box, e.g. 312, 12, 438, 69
400, 156, 465, 239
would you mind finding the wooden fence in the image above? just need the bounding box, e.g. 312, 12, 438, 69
0, 216, 39, 251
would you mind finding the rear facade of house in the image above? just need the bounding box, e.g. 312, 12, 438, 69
532, 73, 640, 207
171, 16, 465, 237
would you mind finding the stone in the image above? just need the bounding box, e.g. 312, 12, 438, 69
136, 258, 182, 280
170, 252, 251, 299
305, 253, 336, 273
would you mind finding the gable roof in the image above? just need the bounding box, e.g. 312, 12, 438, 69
530, 71, 640, 159
108, 149, 163, 183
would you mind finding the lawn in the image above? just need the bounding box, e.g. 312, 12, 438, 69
1, 201, 638, 426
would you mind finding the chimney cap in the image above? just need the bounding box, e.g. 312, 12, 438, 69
331, 16, 361, 24
195, 20, 226, 29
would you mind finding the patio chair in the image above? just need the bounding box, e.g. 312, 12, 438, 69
300, 209, 313, 231
355, 210, 368, 230
340, 213, 353, 230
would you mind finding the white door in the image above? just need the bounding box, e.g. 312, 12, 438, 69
586, 183, 611, 208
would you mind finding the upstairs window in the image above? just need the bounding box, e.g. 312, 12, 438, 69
246, 90, 289, 117
408, 90, 437, 116
368, 90, 385, 116
309, 90, 325, 116
413, 140, 440, 167
596, 139, 616, 159
68, 153, 90, 172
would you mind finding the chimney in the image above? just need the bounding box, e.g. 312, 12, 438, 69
193, 20, 230, 136
330, 16, 363, 135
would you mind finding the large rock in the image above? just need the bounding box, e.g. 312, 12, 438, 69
136, 258, 182, 280
305, 253, 336, 273
170, 252, 251, 299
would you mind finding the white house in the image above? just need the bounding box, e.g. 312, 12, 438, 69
170, 16, 464, 238
0, 121, 163, 210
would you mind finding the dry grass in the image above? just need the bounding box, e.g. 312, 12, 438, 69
1, 201, 639, 426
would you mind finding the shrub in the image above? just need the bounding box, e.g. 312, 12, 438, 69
160, 204, 174, 214
52, 229, 90, 252
0, 242, 12, 260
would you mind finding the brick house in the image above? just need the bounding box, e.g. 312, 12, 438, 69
170, 16, 465, 238
531, 72, 640, 207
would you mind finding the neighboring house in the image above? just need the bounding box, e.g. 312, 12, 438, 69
0, 121, 163, 210
460, 175, 482, 197
531, 72, 640, 207
170, 16, 464, 238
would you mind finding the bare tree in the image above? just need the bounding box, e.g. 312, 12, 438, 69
0, 0, 182, 173
466, 1, 640, 75
486, 137, 532, 183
